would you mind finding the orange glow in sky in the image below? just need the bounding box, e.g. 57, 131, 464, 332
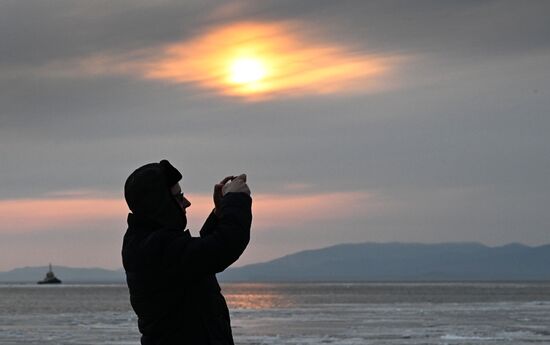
0, 191, 379, 270
139, 22, 396, 99
0, 191, 375, 234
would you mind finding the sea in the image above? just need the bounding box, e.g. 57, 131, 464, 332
1, 282, 549, 345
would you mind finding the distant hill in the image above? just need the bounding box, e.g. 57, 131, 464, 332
0, 266, 125, 283
2, 242, 549, 283
219, 242, 550, 282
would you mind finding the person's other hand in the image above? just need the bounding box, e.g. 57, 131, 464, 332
222, 174, 250, 196
214, 176, 235, 214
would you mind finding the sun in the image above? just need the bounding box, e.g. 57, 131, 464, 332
228, 58, 267, 85
139, 22, 394, 99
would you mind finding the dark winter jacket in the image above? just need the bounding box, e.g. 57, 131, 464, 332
122, 161, 252, 345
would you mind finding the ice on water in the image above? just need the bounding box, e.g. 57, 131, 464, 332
1, 283, 550, 345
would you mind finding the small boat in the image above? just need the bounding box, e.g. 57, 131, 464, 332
37, 263, 62, 284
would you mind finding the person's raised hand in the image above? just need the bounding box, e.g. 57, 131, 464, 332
214, 176, 235, 214
222, 174, 250, 196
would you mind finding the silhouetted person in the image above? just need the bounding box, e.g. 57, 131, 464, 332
122, 160, 252, 345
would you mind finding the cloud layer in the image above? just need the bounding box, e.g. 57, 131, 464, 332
1, 0, 549, 270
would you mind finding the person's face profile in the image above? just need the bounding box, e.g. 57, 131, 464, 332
170, 183, 191, 210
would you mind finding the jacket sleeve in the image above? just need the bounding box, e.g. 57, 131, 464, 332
164, 193, 252, 277
199, 209, 218, 237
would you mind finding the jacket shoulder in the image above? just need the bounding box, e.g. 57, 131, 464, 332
123, 227, 191, 272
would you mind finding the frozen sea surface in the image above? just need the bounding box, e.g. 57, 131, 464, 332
1, 282, 549, 344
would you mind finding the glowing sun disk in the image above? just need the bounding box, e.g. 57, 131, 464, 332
229, 58, 266, 84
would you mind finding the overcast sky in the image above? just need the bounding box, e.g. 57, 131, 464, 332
1, 0, 549, 271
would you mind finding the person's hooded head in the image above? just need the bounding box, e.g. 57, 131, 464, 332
124, 160, 190, 229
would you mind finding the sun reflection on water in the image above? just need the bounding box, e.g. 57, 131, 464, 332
223, 283, 292, 310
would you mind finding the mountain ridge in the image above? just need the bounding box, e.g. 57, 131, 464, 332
219, 241, 550, 282
1, 242, 549, 282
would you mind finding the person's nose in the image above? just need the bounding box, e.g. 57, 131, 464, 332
182, 196, 191, 209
